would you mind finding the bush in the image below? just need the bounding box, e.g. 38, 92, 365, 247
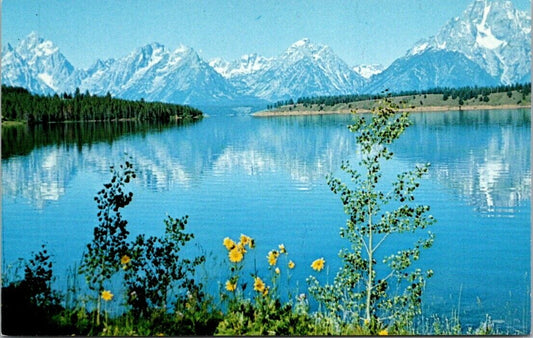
1, 245, 65, 335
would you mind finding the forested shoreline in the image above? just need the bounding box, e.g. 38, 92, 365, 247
1, 86, 203, 125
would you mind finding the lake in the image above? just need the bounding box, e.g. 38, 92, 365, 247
2, 107, 530, 333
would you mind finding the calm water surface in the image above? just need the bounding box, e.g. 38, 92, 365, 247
2, 108, 530, 332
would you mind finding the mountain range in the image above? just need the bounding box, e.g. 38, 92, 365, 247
2, 0, 530, 106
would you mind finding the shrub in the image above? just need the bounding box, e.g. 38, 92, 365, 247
1, 245, 65, 335
78, 159, 210, 332
123, 215, 205, 318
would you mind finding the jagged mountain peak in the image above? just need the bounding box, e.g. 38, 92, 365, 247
173, 44, 197, 56
140, 42, 166, 53
283, 38, 330, 59
128, 42, 168, 60
290, 38, 313, 48
16, 31, 60, 57
467, 0, 515, 14
2, 32, 75, 93
210, 53, 274, 78
406, 0, 530, 84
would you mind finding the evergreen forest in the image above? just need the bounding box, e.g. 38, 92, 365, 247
1, 86, 203, 124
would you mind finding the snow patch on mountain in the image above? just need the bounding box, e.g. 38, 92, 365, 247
475, 3, 505, 49
209, 53, 273, 78
353, 64, 385, 79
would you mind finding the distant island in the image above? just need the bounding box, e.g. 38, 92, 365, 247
254, 83, 531, 117
1, 85, 203, 126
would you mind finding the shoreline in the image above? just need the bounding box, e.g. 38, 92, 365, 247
1, 114, 202, 127
252, 104, 531, 117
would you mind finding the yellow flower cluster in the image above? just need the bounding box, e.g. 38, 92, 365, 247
266, 243, 290, 267
223, 234, 254, 263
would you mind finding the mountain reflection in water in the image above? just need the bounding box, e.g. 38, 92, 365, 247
2, 109, 529, 215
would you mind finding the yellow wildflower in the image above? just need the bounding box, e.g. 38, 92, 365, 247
275, 267, 280, 274
262, 286, 269, 296
267, 250, 279, 266
311, 257, 325, 271
253, 276, 265, 293
378, 329, 388, 336
288, 260, 295, 269
228, 247, 244, 263
101, 290, 113, 301
240, 234, 253, 248
223, 237, 236, 250
121, 254, 131, 265
225, 280, 237, 292
278, 244, 287, 254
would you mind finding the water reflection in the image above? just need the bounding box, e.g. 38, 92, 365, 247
1, 121, 186, 159
2, 109, 530, 216
1, 120, 200, 208
394, 109, 531, 215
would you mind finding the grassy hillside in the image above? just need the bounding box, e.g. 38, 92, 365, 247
256, 87, 531, 116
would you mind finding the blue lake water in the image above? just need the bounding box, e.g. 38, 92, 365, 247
2, 107, 531, 333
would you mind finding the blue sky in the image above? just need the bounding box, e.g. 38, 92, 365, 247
2, 0, 530, 69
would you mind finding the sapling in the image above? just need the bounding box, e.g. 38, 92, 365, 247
308, 96, 436, 333
79, 160, 135, 325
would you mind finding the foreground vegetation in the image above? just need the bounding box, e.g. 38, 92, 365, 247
1, 85, 203, 124
1, 98, 523, 335
262, 83, 531, 115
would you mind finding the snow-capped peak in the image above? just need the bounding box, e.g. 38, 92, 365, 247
17, 31, 59, 59
174, 44, 193, 54
286, 38, 324, 55
406, 0, 530, 84
292, 38, 312, 48
209, 53, 273, 78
